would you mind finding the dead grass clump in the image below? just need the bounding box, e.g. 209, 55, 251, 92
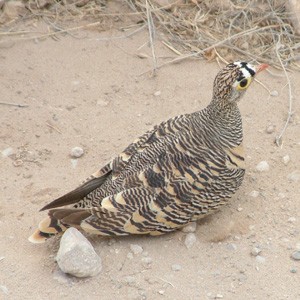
127, 0, 300, 70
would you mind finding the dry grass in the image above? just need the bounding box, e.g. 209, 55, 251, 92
1, 0, 300, 70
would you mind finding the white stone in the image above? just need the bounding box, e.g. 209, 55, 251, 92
266, 125, 275, 134
70, 147, 84, 158
141, 257, 153, 265
181, 222, 197, 233
2, 147, 13, 157
251, 247, 262, 256
154, 91, 161, 96
256, 161, 270, 172
184, 233, 197, 249
270, 90, 279, 97
171, 264, 182, 271
287, 170, 300, 182
249, 190, 259, 198
255, 255, 266, 264
130, 244, 143, 255
56, 228, 102, 278
282, 155, 290, 165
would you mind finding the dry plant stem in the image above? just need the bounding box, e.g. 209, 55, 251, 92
46, 122, 62, 134
275, 36, 293, 147
0, 101, 28, 108
140, 24, 281, 75
145, 0, 157, 75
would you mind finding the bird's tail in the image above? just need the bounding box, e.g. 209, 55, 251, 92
28, 216, 67, 243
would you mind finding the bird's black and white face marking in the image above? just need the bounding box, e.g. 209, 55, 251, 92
232, 61, 256, 91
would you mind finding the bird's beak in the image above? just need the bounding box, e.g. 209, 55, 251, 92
256, 63, 269, 74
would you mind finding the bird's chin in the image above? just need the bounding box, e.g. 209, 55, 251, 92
229, 89, 245, 103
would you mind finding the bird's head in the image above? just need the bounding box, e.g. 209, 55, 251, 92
212, 61, 268, 105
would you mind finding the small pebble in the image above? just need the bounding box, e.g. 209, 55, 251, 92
215, 294, 224, 299
181, 222, 197, 233
288, 217, 296, 223
0, 285, 8, 295
184, 233, 197, 249
227, 243, 237, 251
255, 255, 266, 264
266, 125, 275, 134
123, 275, 136, 285
256, 161, 270, 172
251, 247, 262, 256
282, 155, 290, 165
2, 147, 14, 157
158, 290, 165, 295
56, 228, 102, 278
127, 252, 133, 260
141, 257, 153, 265
270, 90, 279, 97
171, 264, 182, 271
249, 190, 259, 198
291, 251, 300, 260
130, 244, 143, 255
70, 147, 84, 158
154, 91, 161, 96
290, 267, 297, 273
287, 170, 300, 182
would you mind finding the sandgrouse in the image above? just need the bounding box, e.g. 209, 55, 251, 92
29, 61, 268, 243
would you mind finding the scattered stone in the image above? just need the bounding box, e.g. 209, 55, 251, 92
226, 243, 237, 251
154, 91, 161, 97
181, 222, 197, 233
287, 170, 300, 182
251, 247, 262, 256
97, 99, 109, 107
288, 217, 296, 223
141, 256, 153, 265
270, 90, 279, 97
255, 255, 266, 264
123, 275, 136, 285
249, 190, 259, 198
266, 125, 275, 134
256, 161, 270, 172
290, 267, 297, 273
282, 155, 290, 165
56, 227, 102, 278
171, 264, 182, 271
71, 159, 78, 169
0, 285, 8, 295
70, 147, 84, 158
184, 233, 197, 249
215, 294, 224, 299
158, 290, 165, 295
237, 207, 243, 212
291, 251, 300, 261
2, 147, 13, 157
130, 244, 143, 255
137, 52, 149, 59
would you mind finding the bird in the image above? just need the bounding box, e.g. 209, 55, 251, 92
29, 61, 268, 243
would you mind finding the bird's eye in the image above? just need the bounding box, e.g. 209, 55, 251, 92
236, 78, 251, 90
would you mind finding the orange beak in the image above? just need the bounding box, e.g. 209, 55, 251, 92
256, 63, 269, 74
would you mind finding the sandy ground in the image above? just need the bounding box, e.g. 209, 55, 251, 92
1, 15, 300, 300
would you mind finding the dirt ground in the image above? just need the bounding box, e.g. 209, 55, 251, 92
1, 11, 300, 300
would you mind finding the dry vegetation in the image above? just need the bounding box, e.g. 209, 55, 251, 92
1, 0, 300, 70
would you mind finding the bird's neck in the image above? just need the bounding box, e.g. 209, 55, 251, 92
197, 101, 243, 148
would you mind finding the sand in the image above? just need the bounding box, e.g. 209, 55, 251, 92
1, 17, 300, 300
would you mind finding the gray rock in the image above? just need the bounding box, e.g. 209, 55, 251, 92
287, 170, 300, 182
256, 161, 270, 172
266, 125, 275, 134
282, 155, 290, 165
184, 233, 197, 249
130, 244, 143, 255
251, 247, 262, 256
171, 264, 182, 271
70, 147, 84, 158
56, 227, 102, 278
270, 90, 279, 97
291, 250, 300, 260
181, 222, 197, 233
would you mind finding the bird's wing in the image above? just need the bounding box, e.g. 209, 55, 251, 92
40, 114, 192, 211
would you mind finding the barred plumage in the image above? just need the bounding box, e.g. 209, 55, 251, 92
29, 62, 268, 243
